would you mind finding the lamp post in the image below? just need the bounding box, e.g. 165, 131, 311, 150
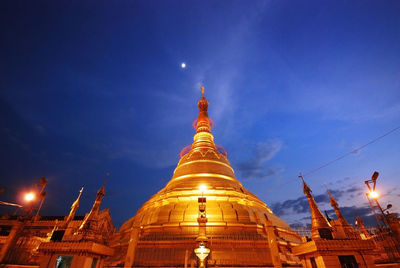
364, 171, 389, 228
194, 242, 210, 268
365, 172, 400, 260
33, 177, 47, 220
197, 185, 208, 241
195, 185, 210, 267
21, 177, 47, 219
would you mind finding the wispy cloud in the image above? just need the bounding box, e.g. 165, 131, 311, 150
270, 183, 386, 226
327, 206, 375, 226
236, 139, 283, 180
271, 195, 309, 216
191, 3, 271, 136
271, 184, 364, 216
291, 206, 377, 228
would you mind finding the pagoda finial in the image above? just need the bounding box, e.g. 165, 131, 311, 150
77, 183, 106, 233
196, 85, 210, 133
198, 86, 208, 112
97, 173, 109, 197
63, 187, 84, 228
299, 172, 312, 196
186, 85, 219, 156
325, 185, 338, 208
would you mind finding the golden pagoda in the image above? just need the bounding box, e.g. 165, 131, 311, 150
109, 87, 302, 267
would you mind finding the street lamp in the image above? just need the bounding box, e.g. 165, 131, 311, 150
24, 192, 37, 216
24, 192, 36, 202
21, 177, 47, 218
364, 171, 389, 228
368, 191, 379, 199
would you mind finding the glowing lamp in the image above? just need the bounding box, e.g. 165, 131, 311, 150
194, 243, 210, 267
368, 191, 379, 199
25, 192, 36, 202
199, 184, 207, 192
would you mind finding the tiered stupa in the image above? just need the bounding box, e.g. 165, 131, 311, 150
109, 88, 302, 267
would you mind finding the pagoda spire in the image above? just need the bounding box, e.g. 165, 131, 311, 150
196, 86, 211, 133
63, 187, 84, 227
356, 216, 371, 239
327, 187, 346, 224
299, 174, 332, 240
326, 187, 359, 239
190, 86, 217, 153
77, 183, 105, 232
327, 187, 349, 226
169, 86, 242, 188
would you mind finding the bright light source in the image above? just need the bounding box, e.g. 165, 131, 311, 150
194, 244, 210, 261
198, 245, 207, 254
25, 192, 35, 202
369, 191, 379, 199
199, 184, 207, 192
181, 62, 186, 69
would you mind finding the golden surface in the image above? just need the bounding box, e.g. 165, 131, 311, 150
302, 179, 332, 240
110, 90, 302, 267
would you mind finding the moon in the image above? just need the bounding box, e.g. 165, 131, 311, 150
181, 62, 186, 69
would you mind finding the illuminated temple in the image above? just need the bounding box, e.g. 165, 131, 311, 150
0, 88, 399, 268
108, 88, 303, 267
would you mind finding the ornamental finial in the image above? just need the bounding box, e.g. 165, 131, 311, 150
201, 86, 205, 97
299, 172, 311, 195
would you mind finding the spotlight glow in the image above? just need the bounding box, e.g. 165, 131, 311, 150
199, 184, 207, 192
181, 62, 186, 69
24, 192, 35, 202
369, 191, 379, 199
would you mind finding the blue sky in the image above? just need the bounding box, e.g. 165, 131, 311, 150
1, 1, 399, 228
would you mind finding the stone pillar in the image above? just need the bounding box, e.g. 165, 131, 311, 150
185, 249, 189, 268
315, 255, 327, 267
70, 255, 92, 268
0, 220, 23, 263
40, 254, 58, 268
264, 222, 282, 268
39, 254, 51, 268
124, 226, 140, 268
98, 258, 104, 268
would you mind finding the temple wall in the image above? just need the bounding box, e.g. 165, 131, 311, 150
40, 254, 99, 268
311, 252, 375, 268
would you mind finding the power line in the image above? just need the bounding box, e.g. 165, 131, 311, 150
269, 124, 400, 191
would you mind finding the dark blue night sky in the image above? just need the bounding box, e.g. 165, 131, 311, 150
1, 1, 400, 228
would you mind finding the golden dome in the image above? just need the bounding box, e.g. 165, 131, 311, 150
110, 87, 302, 267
